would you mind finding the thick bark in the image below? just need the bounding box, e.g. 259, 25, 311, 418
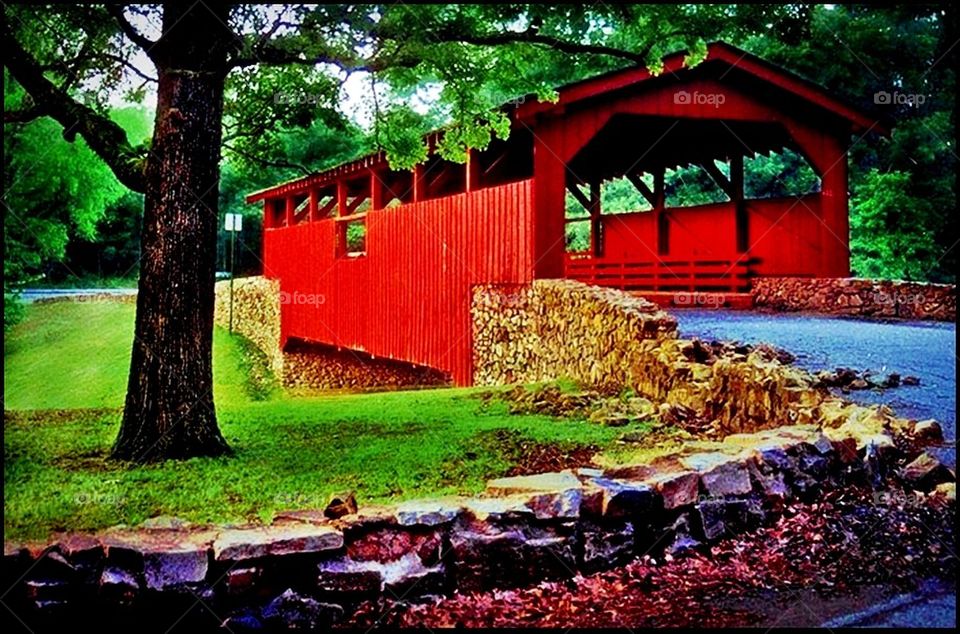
112, 4, 234, 461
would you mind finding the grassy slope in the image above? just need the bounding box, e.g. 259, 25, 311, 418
4, 301, 652, 542
4, 301, 256, 409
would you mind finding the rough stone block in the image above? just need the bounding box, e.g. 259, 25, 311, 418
213, 524, 343, 562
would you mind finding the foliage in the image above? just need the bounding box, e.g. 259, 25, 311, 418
849, 169, 939, 280
3, 78, 150, 295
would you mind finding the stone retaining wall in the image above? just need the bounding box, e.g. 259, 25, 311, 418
473, 280, 826, 436
214, 277, 284, 377
214, 278, 449, 390
752, 277, 956, 321
5, 410, 953, 630
472, 280, 679, 387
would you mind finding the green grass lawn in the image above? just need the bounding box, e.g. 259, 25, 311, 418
3, 301, 263, 409
4, 301, 655, 542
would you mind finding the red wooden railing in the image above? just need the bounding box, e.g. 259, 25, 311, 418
565, 254, 751, 292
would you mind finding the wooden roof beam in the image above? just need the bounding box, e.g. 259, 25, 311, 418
700, 160, 735, 198
566, 181, 592, 211
626, 172, 657, 207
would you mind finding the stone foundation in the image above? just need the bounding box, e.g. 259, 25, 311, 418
214, 278, 449, 390
282, 340, 449, 391
472, 280, 678, 387
214, 277, 284, 377
751, 277, 956, 321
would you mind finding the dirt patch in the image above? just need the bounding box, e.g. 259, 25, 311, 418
476, 428, 599, 476
3, 408, 120, 428
50, 448, 122, 473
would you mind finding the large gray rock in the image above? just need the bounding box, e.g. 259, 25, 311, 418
213, 524, 343, 562
261, 588, 343, 630
579, 521, 634, 573
466, 491, 581, 521
100, 528, 215, 590
394, 499, 463, 527
380, 553, 446, 599
485, 471, 583, 519
680, 453, 753, 497
696, 499, 752, 541
901, 452, 955, 491
643, 471, 700, 510
99, 566, 139, 603
912, 419, 943, 443
582, 477, 657, 519
449, 524, 577, 593
486, 471, 582, 495
143, 548, 209, 591
316, 558, 383, 596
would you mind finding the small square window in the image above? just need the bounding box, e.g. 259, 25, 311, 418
338, 218, 366, 257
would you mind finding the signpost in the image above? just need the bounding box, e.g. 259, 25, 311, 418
224, 213, 243, 333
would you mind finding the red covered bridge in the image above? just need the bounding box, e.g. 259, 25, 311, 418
247, 42, 889, 385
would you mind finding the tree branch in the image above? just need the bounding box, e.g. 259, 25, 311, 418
3, 23, 147, 192
430, 27, 651, 65
106, 4, 158, 56
223, 142, 312, 175
4, 105, 46, 124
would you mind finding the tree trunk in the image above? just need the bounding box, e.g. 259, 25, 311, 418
112, 4, 233, 461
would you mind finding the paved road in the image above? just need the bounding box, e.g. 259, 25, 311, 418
674, 309, 957, 469
19, 288, 137, 302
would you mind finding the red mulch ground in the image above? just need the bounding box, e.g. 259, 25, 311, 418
346, 486, 955, 628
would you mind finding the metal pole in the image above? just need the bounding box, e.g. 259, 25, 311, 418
228, 219, 236, 333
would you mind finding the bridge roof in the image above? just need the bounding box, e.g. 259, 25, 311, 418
247, 41, 890, 203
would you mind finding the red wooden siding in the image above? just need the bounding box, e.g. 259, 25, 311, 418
263, 179, 533, 384
569, 195, 828, 290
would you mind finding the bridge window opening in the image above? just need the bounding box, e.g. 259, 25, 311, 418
664, 164, 730, 207
337, 217, 366, 258
266, 198, 285, 228
313, 186, 336, 220
291, 194, 309, 225
601, 175, 655, 214
744, 147, 820, 199
564, 183, 592, 254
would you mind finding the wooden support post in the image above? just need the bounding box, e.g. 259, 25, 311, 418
412, 164, 426, 202
653, 169, 668, 256
589, 180, 602, 257
466, 149, 481, 192
285, 197, 295, 227
308, 189, 319, 221
336, 179, 348, 217
820, 146, 850, 275
370, 171, 383, 210
731, 153, 747, 253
